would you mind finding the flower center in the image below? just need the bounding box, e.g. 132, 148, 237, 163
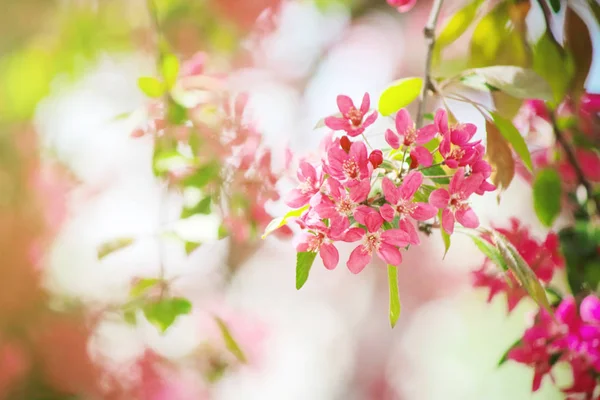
299, 178, 314, 194
342, 158, 360, 180
448, 144, 465, 160
346, 108, 363, 127
363, 231, 381, 254
395, 198, 417, 217
335, 195, 355, 215
403, 127, 417, 146
449, 195, 468, 211
307, 233, 324, 252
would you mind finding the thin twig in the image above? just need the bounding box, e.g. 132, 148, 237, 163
550, 112, 600, 213
415, 0, 444, 129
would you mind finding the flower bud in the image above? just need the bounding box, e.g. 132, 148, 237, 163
369, 150, 383, 168
340, 135, 352, 153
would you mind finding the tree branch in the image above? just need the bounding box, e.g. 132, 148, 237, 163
550, 112, 600, 213
415, 0, 444, 128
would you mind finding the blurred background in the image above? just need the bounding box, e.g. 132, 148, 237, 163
1, 0, 599, 399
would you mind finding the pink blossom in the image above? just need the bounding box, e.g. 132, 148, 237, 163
325, 140, 371, 183
379, 172, 437, 244
312, 178, 370, 221
324, 93, 378, 137
429, 168, 482, 234
285, 161, 323, 208
409, 146, 433, 169
434, 109, 480, 168
295, 222, 341, 270
387, 0, 417, 13
344, 207, 411, 273
470, 158, 496, 195
384, 109, 437, 149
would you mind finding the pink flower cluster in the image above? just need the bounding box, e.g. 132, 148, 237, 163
472, 218, 564, 312
508, 296, 600, 398
286, 93, 495, 273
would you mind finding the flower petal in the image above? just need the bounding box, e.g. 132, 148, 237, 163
285, 189, 310, 208
385, 129, 400, 149
395, 108, 412, 136
429, 189, 450, 208
353, 205, 372, 225
359, 93, 370, 114
382, 177, 400, 205
378, 243, 402, 266
581, 295, 600, 323
362, 112, 378, 129
349, 179, 371, 203
441, 208, 455, 235
320, 243, 339, 270
325, 116, 350, 131
337, 95, 354, 115
399, 171, 423, 199
381, 229, 410, 247
459, 173, 484, 198
434, 108, 448, 134
410, 146, 433, 167
343, 227, 365, 242
380, 203, 396, 222
400, 218, 420, 245
347, 246, 371, 274
364, 209, 383, 232
411, 202, 437, 220
415, 123, 438, 144
455, 207, 479, 228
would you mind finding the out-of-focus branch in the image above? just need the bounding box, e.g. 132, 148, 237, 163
550, 113, 600, 214
415, 0, 444, 128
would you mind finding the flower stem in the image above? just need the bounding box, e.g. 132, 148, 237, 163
415, 0, 444, 129
416, 162, 444, 172
549, 112, 600, 214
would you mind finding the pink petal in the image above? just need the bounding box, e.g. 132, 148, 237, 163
399, 171, 423, 199
347, 246, 371, 274
362, 112, 378, 129
459, 173, 484, 198
455, 207, 479, 228
377, 243, 402, 266
325, 116, 350, 131
395, 109, 412, 136
400, 218, 420, 245
441, 209, 455, 235
556, 297, 578, 326
343, 227, 365, 242
429, 189, 449, 209
359, 93, 370, 114
411, 146, 433, 167
394, 0, 416, 12
434, 109, 448, 134
411, 203, 437, 220
312, 196, 337, 219
415, 124, 438, 144
581, 295, 600, 323
451, 127, 470, 145
349, 179, 371, 203
326, 177, 343, 199
382, 177, 400, 205
349, 141, 368, 164
385, 129, 400, 149
320, 243, 339, 270
285, 189, 310, 208
381, 229, 410, 247
364, 209, 384, 233
449, 168, 465, 193
353, 205, 373, 225
298, 160, 317, 182
337, 95, 354, 115
380, 204, 396, 222
438, 135, 451, 157
347, 126, 366, 137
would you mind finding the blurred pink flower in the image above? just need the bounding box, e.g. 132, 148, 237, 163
324, 93, 378, 137
387, 0, 417, 13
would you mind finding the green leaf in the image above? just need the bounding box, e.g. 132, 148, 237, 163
185, 241, 202, 255
181, 196, 212, 219
469, 235, 508, 271
183, 162, 221, 188
423, 113, 434, 121
440, 213, 451, 258
123, 310, 137, 326
485, 120, 515, 191
533, 32, 574, 104
422, 164, 450, 184
388, 265, 401, 328
492, 230, 552, 312
436, 0, 484, 51
548, 0, 561, 13
167, 100, 187, 125
498, 337, 523, 366
533, 168, 562, 227
296, 251, 318, 290
97, 238, 135, 260
137, 76, 165, 98
143, 297, 192, 333
491, 112, 532, 172
214, 316, 247, 363
262, 205, 309, 239
460, 67, 553, 101
130, 278, 160, 298
560, 222, 600, 294
161, 53, 179, 89
564, 6, 593, 98
378, 77, 423, 116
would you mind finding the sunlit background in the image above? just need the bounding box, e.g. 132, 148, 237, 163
1, 0, 599, 399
